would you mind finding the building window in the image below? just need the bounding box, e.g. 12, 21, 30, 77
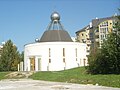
38, 58, 41, 71
63, 48, 65, 57
80, 59, 81, 65
84, 59, 86, 66
63, 58, 65, 63
75, 48, 78, 61
49, 59, 51, 63
87, 44, 90, 46
96, 29, 99, 32
106, 27, 108, 32
100, 35, 102, 40
63, 48, 66, 63
100, 21, 108, 27
82, 39, 86, 43
48, 48, 52, 63
76, 58, 77, 61
82, 33, 84, 36
89, 33, 93, 37
49, 48, 51, 57
75, 48, 77, 57
106, 21, 108, 26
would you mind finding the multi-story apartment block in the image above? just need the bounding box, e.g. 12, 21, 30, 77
76, 25, 91, 55
76, 15, 118, 55
92, 16, 117, 48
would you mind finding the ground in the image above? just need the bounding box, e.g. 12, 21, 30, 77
0, 79, 119, 90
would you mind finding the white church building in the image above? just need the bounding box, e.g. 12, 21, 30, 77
24, 12, 87, 71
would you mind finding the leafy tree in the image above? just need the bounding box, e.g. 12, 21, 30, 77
0, 40, 20, 71
20, 51, 24, 62
87, 15, 120, 74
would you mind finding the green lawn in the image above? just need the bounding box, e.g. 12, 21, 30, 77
0, 72, 9, 80
30, 67, 120, 88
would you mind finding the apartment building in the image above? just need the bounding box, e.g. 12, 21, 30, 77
76, 15, 118, 55
76, 25, 91, 55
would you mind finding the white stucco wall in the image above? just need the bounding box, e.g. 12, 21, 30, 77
24, 42, 87, 71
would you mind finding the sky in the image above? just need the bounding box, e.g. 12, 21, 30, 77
0, 0, 120, 52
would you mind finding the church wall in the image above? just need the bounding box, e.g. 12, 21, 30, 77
24, 42, 87, 71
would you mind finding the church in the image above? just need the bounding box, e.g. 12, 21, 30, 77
24, 12, 87, 71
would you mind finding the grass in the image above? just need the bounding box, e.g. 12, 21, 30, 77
30, 67, 120, 88
0, 72, 9, 80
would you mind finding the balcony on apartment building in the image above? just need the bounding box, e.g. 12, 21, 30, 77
95, 32, 99, 35
95, 38, 99, 42
86, 40, 91, 45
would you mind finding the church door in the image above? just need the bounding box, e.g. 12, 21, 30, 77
30, 57, 35, 71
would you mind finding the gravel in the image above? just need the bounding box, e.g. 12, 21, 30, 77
0, 79, 119, 90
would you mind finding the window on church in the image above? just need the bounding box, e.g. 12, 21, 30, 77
63, 48, 65, 57
49, 48, 51, 57
75, 48, 77, 57
76, 58, 77, 61
49, 59, 51, 63
63, 58, 65, 63
84, 59, 86, 66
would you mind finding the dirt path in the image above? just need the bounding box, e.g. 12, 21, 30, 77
0, 79, 119, 90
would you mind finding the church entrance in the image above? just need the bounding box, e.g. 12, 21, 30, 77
30, 57, 35, 71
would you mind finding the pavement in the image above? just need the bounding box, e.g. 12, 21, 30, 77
0, 79, 120, 90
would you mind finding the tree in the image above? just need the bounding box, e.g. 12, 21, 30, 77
87, 15, 120, 74
0, 40, 20, 71
20, 51, 24, 62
